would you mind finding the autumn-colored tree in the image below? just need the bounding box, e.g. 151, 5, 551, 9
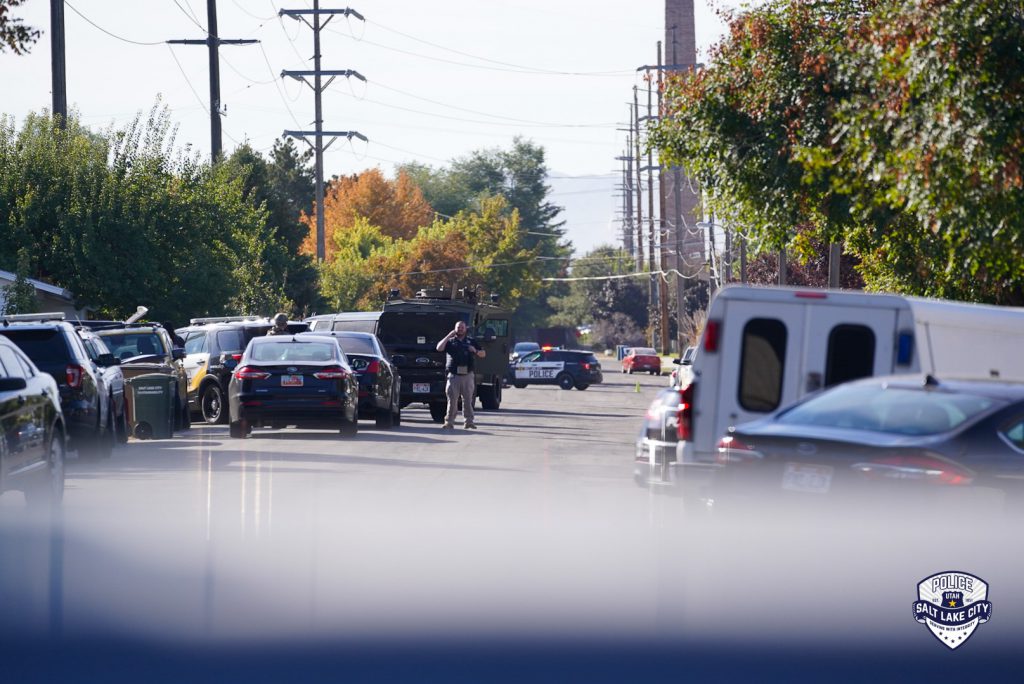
301, 168, 434, 258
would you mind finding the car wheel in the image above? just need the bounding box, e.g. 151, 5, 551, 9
479, 382, 501, 410
429, 401, 447, 423
513, 382, 527, 389
340, 415, 359, 436
26, 429, 65, 509
557, 373, 574, 390
229, 419, 247, 439
393, 404, 402, 427
575, 383, 589, 391
375, 407, 394, 429
83, 412, 114, 460
627, 368, 634, 375
201, 384, 227, 425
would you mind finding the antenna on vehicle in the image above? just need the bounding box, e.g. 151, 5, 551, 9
923, 374, 940, 387
125, 306, 149, 325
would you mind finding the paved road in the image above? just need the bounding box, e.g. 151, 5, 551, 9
3, 363, 1022, 680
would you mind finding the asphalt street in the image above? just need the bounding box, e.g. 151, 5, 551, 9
2, 363, 1022, 680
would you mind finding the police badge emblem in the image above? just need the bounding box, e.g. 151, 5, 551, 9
913, 571, 992, 650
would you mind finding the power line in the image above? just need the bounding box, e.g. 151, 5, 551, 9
166, 45, 209, 111
64, 1, 164, 46
171, 0, 208, 33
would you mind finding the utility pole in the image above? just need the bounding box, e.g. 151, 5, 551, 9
645, 65, 657, 349
656, 42, 670, 355
740, 234, 747, 284
615, 141, 634, 257
633, 88, 644, 274
707, 210, 717, 300
50, 0, 67, 127
778, 248, 788, 286
828, 242, 841, 288
280, 2, 367, 262
168, 0, 258, 162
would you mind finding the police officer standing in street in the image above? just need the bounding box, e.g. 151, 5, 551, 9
436, 320, 485, 430
266, 313, 290, 336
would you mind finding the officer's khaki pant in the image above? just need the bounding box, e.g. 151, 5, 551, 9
445, 373, 475, 426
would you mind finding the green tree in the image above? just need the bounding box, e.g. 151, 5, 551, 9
225, 139, 320, 314
0, 0, 39, 55
1, 246, 37, 315
651, 0, 1024, 304
549, 245, 648, 330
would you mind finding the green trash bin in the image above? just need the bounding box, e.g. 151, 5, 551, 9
128, 373, 176, 440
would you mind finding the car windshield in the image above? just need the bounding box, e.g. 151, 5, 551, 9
0, 328, 67, 364
514, 342, 539, 353
377, 311, 467, 348
633, 348, 656, 356
333, 336, 376, 355
99, 331, 165, 360
250, 341, 337, 363
776, 384, 1001, 436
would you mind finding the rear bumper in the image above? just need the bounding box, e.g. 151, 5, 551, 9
236, 404, 350, 428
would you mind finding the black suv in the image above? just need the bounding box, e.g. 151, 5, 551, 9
0, 313, 117, 457
176, 317, 309, 424
0, 335, 67, 506
507, 349, 604, 390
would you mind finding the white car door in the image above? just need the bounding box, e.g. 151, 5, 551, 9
515, 351, 564, 383
181, 331, 210, 396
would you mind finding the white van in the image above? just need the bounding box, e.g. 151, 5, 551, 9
639, 285, 1024, 485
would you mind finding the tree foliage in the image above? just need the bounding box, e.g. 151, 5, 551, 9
1, 246, 37, 315
548, 245, 649, 330
651, 0, 1024, 304
0, 0, 39, 55
0, 105, 288, 324
302, 167, 434, 260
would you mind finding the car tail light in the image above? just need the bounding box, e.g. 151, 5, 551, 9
314, 367, 349, 380
582, 362, 591, 370
65, 364, 84, 388
234, 366, 271, 380
851, 453, 974, 486
676, 382, 694, 441
716, 434, 763, 463
703, 320, 720, 353
231, 353, 243, 362
365, 360, 380, 374
242, 400, 262, 407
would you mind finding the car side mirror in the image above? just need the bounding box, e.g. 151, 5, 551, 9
99, 353, 120, 366
391, 354, 407, 366
672, 358, 682, 365
172, 347, 186, 361
0, 377, 28, 392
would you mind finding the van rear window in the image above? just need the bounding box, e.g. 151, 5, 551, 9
738, 318, 787, 412
825, 324, 875, 387
333, 319, 377, 334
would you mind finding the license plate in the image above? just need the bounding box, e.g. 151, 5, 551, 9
413, 383, 430, 394
782, 463, 833, 494
281, 374, 304, 387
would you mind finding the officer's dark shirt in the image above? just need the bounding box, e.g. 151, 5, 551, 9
443, 336, 478, 375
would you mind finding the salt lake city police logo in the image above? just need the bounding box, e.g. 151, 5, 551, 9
913, 571, 992, 650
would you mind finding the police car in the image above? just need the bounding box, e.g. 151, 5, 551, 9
508, 348, 603, 390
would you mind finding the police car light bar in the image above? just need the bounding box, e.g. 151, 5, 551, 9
1, 311, 67, 323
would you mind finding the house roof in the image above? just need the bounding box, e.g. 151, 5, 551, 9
0, 269, 75, 302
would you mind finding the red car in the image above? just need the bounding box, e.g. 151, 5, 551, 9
622, 347, 661, 375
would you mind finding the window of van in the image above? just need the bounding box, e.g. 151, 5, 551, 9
333, 319, 377, 334
825, 324, 876, 387
738, 318, 787, 412
478, 319, 508, 337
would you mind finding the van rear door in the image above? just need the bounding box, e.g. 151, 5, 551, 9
800, 304, 899, 393
709, 301, 805, 456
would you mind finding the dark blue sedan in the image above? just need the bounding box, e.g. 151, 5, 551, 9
227, 336, 359, 438
712, 375, 1024, 516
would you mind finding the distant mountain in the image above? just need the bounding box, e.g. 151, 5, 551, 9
547, 173, 623, 256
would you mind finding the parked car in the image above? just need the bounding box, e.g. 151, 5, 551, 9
509, 341, 540, 363
176, 316, 309, 424
635, 387, 684, 476
622, 347, 661, 375
0, 313, 116, 458
668, 345, 696, 388
227, 336, 359, 438
300, 331, 401, 428
0, 335, 66, 506
91, 322, 191, 432
712, 375, 1024, 515
76, 328, 128, 443
508, 349, 603, 390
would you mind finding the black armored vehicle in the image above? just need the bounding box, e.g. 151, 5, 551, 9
308, 287, 511, 422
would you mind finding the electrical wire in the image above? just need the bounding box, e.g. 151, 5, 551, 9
171, 0, 208, 34
166, 44, 209, 111
64, 1, 164, 46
